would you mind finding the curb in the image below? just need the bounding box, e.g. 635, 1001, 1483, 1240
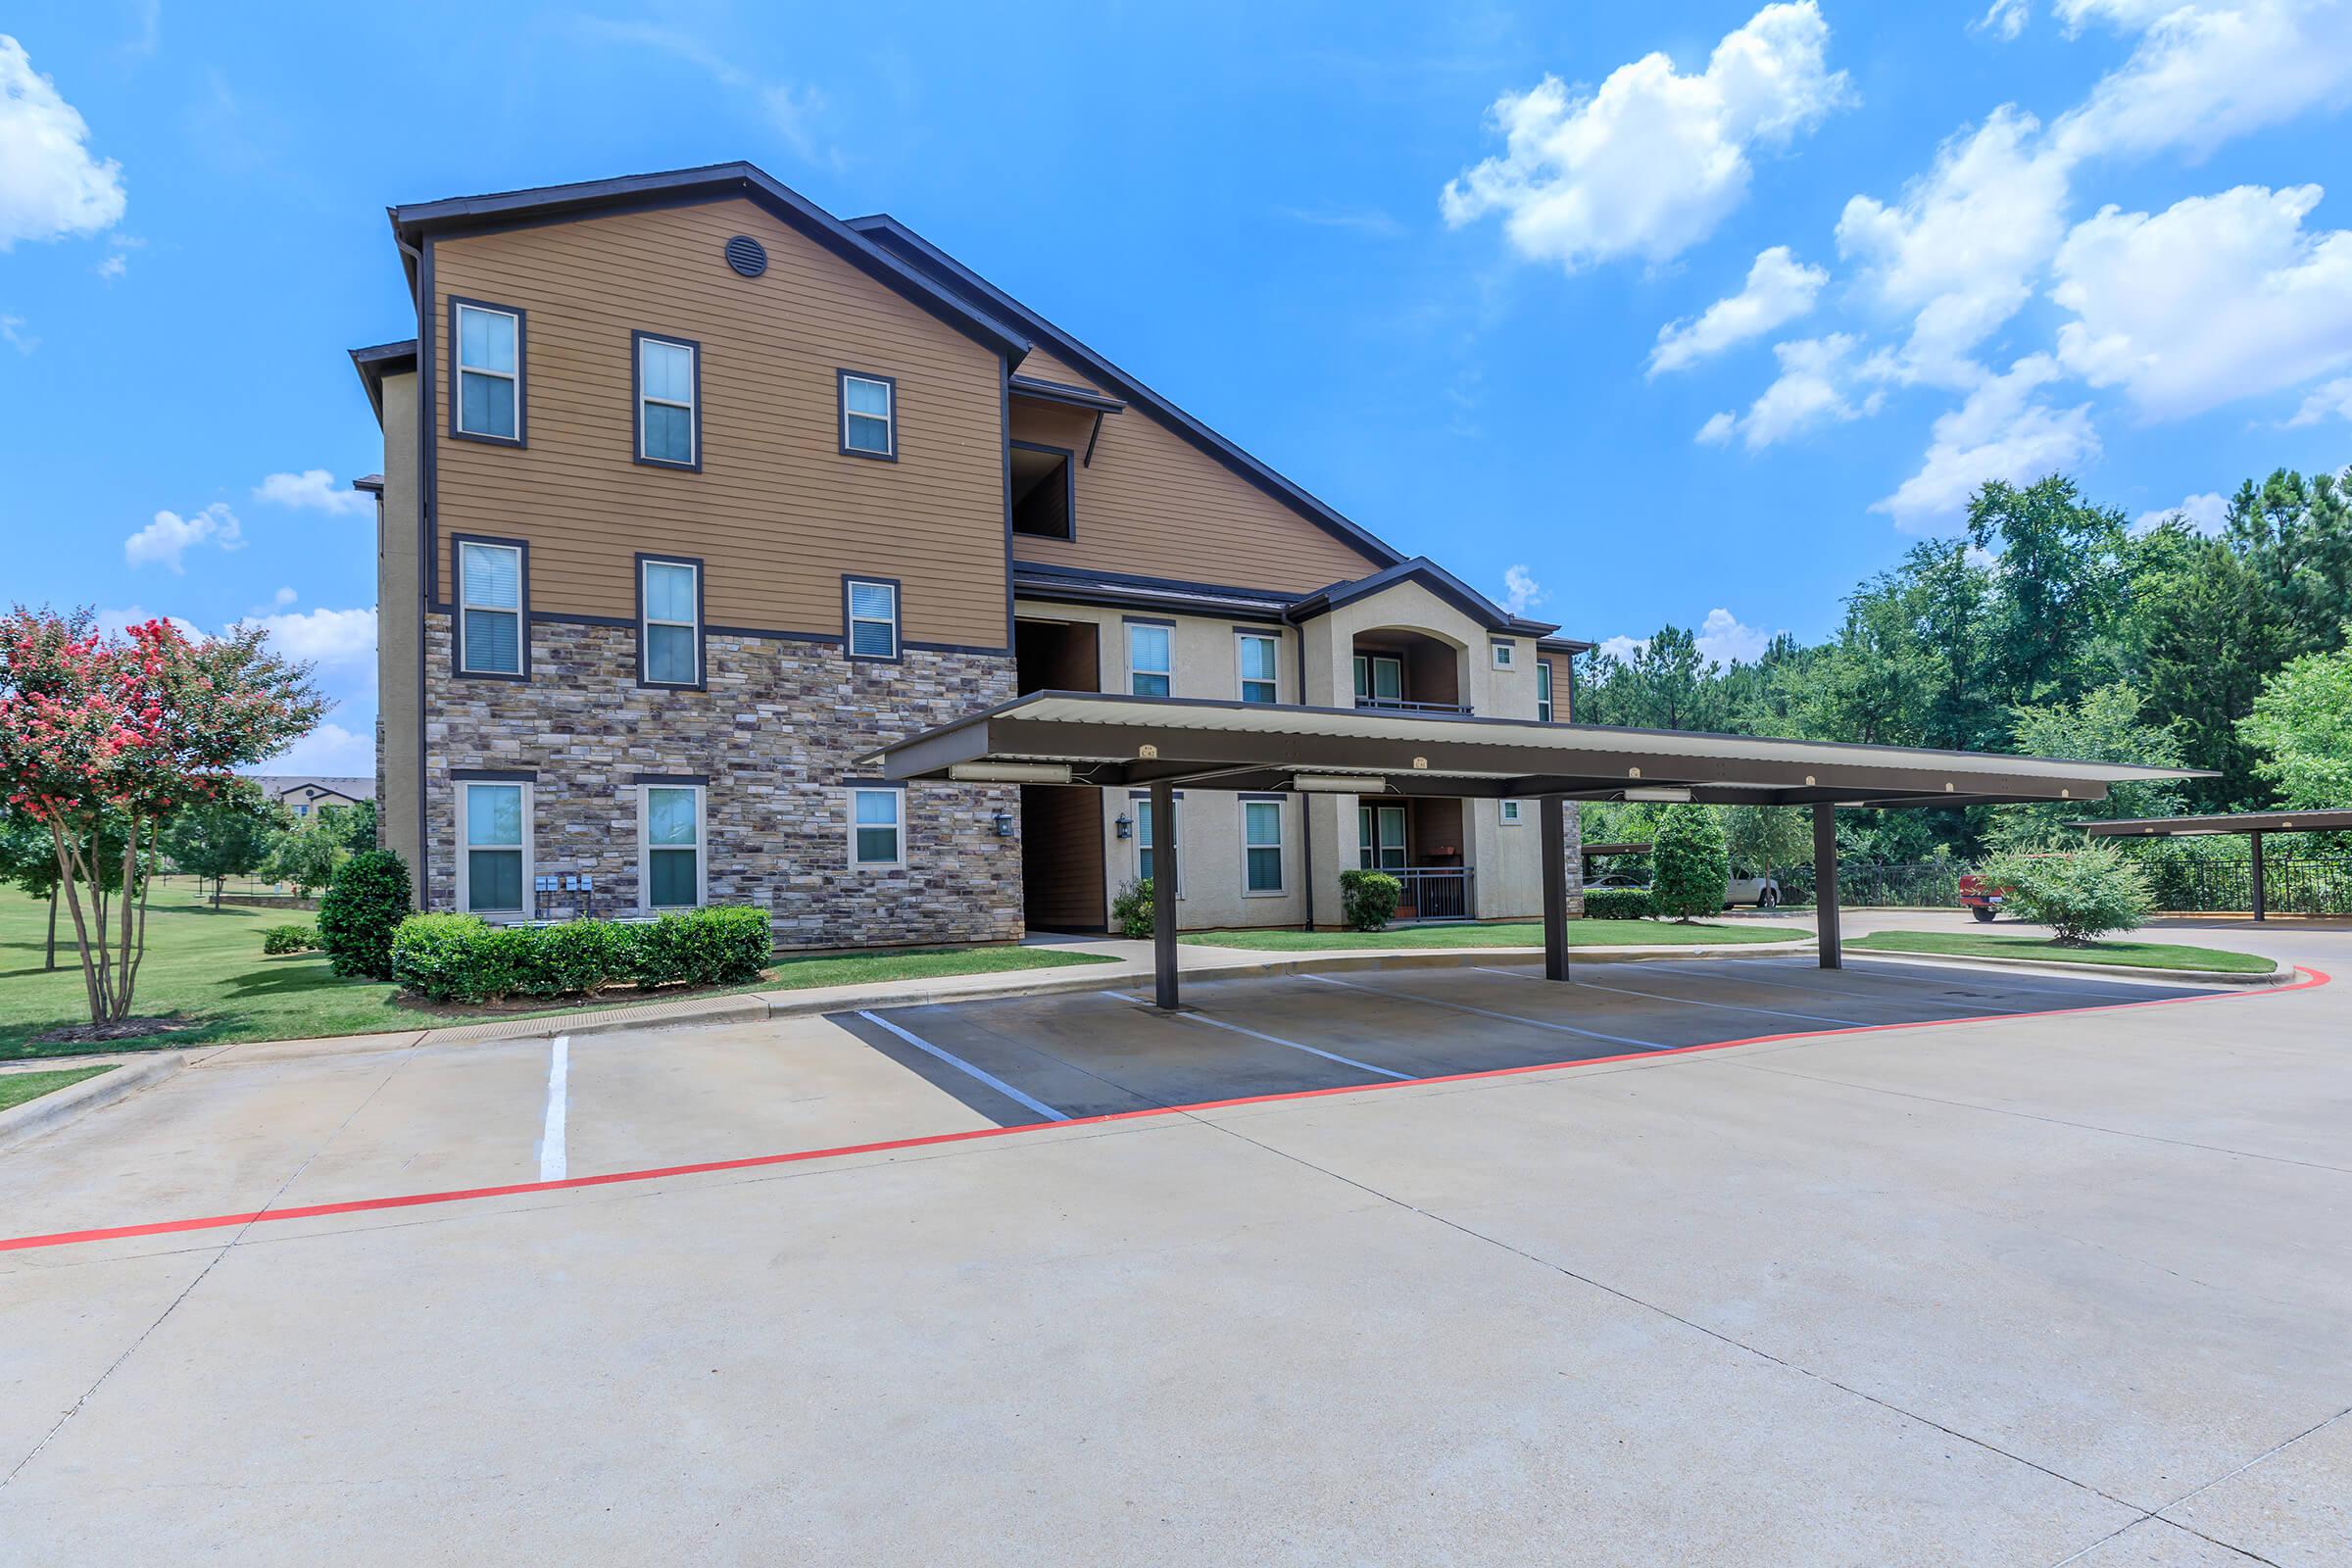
1843, 948, 2292, 987
0, 1054, 185, 1151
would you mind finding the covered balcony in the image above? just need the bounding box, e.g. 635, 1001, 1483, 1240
1350, 629, 1468, 715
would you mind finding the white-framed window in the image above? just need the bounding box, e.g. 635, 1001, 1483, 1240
1499, 799, 1524, 825
850, 787, 904, 867
1354, 653, 1402, 705
292, 804, 310, 817
1537, 661, 1554, 723
459, 780, 531, 916
1492, 639, 1517, 670
637, 333, 697, 466
1242, 798, 1284, 895
841, 371, 896, 458
1135, 792, 1180, 893
641, 558, 700, 685
1236, 632, 1279, 704
1128, 622, 1172, 697
459, 540, 524, 676
454, 302, 520, 441
639, 784, 705, 908
846, 578, 899, 661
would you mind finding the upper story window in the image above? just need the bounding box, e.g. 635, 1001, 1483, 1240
1492, 639, 1517, 670
635, 333, 699, 469
1010, 441, 1074, 539
640, 784, 705, 908
1128, 622, 1172, 697
1537, 661, 1555, 723
846, 577, 900, 661
453, 301, 522, 444
1353, 653, 1401, 706
458, 539, 525, 677
840, 371, 896, 459
640, 557, 701, 686
1237, 632, 1279, 704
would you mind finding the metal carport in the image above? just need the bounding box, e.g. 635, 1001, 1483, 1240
2079, 808, 2352, 921
861, 693, 2208, 1009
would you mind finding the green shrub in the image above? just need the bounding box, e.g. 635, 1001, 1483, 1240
390, 913, 529, 1004
631, 906, 773, 990
318, 850, 413, 980
1980, 845, 2153, 944
1582, 887, 1654, 921
530, 919, 637, 997
1651, 804, 1731, 921
392, 907, 772, 1004
260, 922, 319, 956
1339, 868, 1402, 932
1111, 878, 1154, 939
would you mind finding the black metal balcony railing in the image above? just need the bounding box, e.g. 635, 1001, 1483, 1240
1354, 696, 1473, 715
1389, 866, 1474, 921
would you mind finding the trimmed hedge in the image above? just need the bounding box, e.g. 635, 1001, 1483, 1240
1582, 887, 1655, 921
318, 850, 413, 980
1339, 868, 1402, 931
261, 922, 320, 956
390, 906, 775, 1004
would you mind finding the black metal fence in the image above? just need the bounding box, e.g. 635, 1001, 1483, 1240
2141, 855, 2352, 915
1763, 860, 1963, 909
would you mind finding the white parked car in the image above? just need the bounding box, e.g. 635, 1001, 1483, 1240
1725, 866, 1782, 908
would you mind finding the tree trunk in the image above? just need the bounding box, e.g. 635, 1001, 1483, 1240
45, 886, 57, 970
49, 821, 107, 1024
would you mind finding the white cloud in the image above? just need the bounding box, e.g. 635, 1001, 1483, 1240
2286, 374, 2352, 425
570, 19, 831, 166
254, 468, 374, 516
1694, 607, 1775, 664
1707, 333, 1884, 450
231, 606, 376, 671
2051, 183, 2352, 419
1648, 245, 1827, 374
1441, 3, 1851, 270
1500, 564, 1545, 615
1838, 108, 2073, 383
272, 586, 298, 608
0, 313, 32, 354
1595, 634, 1645, 662
257, 720, 373, 777
123, 503, 243, 571
0, 36, 125, 249
94, 605, 204, 642
1975, 0, 2031, 38
2051, 0, 2352, 165
1876, 354, 2099, 528
2131, 492, 2229, 535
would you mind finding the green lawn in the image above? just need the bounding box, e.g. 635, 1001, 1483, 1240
1181, 918, 1792, 952
1847, 929, 2277, 974
0, 879, 1113, 1062
0, 1064, 112, 1112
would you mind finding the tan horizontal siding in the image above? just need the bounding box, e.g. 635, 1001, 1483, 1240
432, 198, 1008, 647
1008, 352, 1384, 592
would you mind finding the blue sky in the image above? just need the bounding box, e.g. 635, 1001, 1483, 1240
5, 1, 2351, 772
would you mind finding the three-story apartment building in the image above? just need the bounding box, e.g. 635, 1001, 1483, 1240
352, 164, 1588, 947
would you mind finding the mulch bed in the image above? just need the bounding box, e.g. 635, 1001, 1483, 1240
387, 978, 764, 1020
30, 1016, 195, 1045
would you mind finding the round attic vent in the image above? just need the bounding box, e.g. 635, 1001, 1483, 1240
724, 235, 768, 278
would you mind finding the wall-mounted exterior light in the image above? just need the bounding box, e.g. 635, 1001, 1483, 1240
1114, 812, 1133, 840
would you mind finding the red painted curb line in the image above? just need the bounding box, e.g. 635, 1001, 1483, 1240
2, 964, 2327, 1255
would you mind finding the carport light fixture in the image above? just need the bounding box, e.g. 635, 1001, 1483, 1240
948, 762, 1074, 784
1291, 773, 1392, 794
1622, 786, 1692, 803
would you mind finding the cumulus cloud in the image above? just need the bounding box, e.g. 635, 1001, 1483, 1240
1974, 0, 2031, 39
2051, 0, 2352, 165
254, 468, 374, 516
1702, 333, 1883, 450
1694, 608, 1775, 664
123, 503, 243, 571
2051, 183, 2352, 419
1876, 355, 2099, 528
257, 720, 373, 777
1498, 565, 1545, 617
2286, 375, 2352, 426
0, 36, 126, 249
1648, 245, 1827, 374
231, 606, 376, 671
1442, 3, 1851, 271
1595, 634, 1645, 663
1695, 411, 1739, 446
2131, 492, 2229, 535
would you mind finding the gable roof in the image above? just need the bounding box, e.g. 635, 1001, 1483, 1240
388, 164, 1032, 362
845, 213, 1407, 571
1287, 558, 1560, 639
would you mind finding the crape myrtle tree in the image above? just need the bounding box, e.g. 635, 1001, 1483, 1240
0, 609, 321, 1027
0, 808, 133, 970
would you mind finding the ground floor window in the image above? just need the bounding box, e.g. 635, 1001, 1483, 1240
1134, 792, 1180, 894
850, 787, 904, 867
1359, 803, 1407, 869
460, 781, 530, 916
1243, 797, 1284, 894
640, 784, 704, 907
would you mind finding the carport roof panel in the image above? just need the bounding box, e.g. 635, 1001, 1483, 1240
2079, 808, 2352, 836
864, 692, 2211, 806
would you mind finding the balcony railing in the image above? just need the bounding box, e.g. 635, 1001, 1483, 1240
1355, 696, 1473, 715
1387, 866, 1474, 922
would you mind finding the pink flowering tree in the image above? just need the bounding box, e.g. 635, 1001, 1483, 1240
0, 608, 323, 1028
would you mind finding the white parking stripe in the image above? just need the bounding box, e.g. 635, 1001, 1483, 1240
1474, 966, 1867, 1027
856, 1010, 1071, 1122
1636, 959, 2037, 1014
1303, 973, 1670, 1052
1153, 1004, 1415, 1080
538, 1036, 569, 1183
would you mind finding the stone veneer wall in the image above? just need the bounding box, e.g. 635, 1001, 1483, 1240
420, 615, 1022, 949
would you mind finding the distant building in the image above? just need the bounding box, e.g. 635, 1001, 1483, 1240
247, 776, 374, 819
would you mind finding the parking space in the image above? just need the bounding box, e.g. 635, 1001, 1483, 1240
827, 956, 2228, 1128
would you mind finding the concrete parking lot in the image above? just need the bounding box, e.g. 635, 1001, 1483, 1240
0, 916, 2344, 1564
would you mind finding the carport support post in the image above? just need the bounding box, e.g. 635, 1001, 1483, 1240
2250, 830, 2267, 922
1540, 794, 1570, 982
1812, 804, 1842, 970
1150, 778, 1180, 1009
